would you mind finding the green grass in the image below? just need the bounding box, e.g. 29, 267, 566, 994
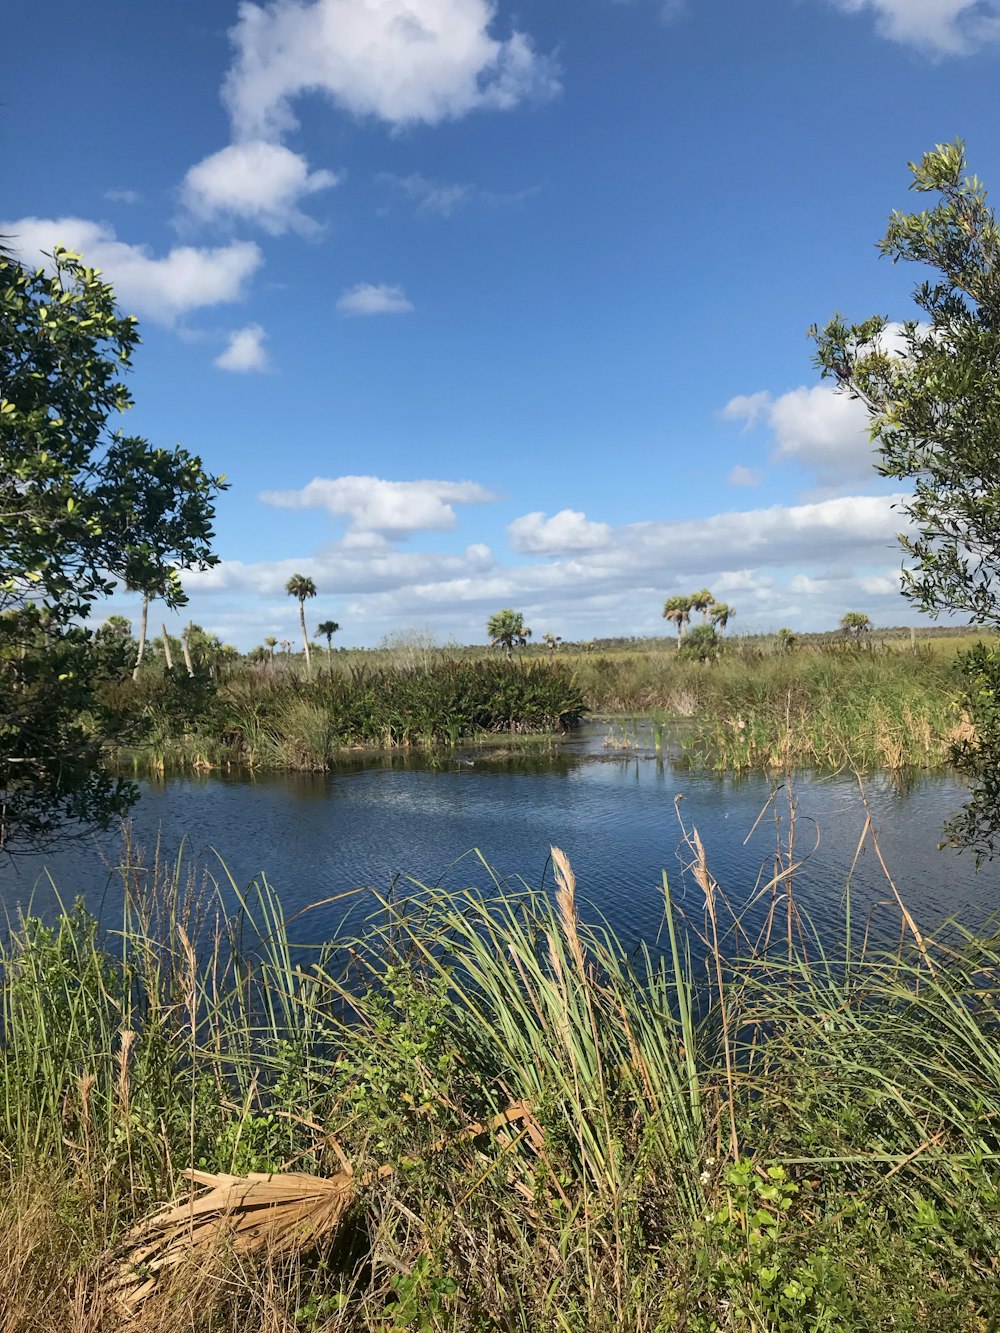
99, 631, 988, 777
571, 639, 975, 771
2, 820, 999, 1330
105, 657, 587, 774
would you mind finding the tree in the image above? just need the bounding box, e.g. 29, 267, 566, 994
285, 574, 317, 675
774, 627, 797, 654
679, 623, 720, 662
662, 595, 692, 649
710, 602, 735, 633
839, 611, 872, 645
690, 588, 715, 624
542, 632, 561, 654
813, 141, 1000, 856
264, 635, 278, 663
316, 619, 340, 669
487, 609, 531, 659
0, 245, 225, 852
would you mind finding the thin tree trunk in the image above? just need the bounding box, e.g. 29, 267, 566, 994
182, 622, 195, 676
132, 593, 149, 681
299, 601, 311, 677
161, 624, 174, 671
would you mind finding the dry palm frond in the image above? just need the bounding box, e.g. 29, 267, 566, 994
108, 1166, 373, 1315
109, 1103, 543, 1317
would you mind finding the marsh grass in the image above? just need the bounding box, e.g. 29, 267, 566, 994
111, 659, 587, 774
2, 806, 999, 1329
575, 641, 971, 771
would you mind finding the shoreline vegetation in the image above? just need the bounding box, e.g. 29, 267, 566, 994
103, 628, 980, 778
3, 828, 999, 1330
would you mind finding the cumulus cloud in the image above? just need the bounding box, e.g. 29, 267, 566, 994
182, 140, 339, 234
723, 383, 874, 488
507, 509, 613, 556
259, 475, 499, 536
336, 282, 413, 315
828, 0, 1000, 55
179, 489, 913, 646
728, 465, 763, 487
222, 0, 560, 137
3, 216, 262, 324
215, 324, 270, 372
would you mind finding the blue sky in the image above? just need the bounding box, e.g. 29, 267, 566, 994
5, 0, 1000, 647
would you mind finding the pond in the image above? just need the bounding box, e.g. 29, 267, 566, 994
1, 722, 995, 953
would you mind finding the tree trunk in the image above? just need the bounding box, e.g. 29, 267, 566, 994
132, 593, 149, 681
182, 622, 195, 676
160, 624, 174, 671
299, 600, 311, 677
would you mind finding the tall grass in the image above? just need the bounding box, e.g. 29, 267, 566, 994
110, 658, 587, 773
2, 813, 999, 1329
575, 641, 972, 771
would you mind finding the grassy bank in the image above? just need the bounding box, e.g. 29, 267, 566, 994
2, 831, 999, 1330
105, 658, 587, 773
572, 640, 975, 771
104, 638, 978, 777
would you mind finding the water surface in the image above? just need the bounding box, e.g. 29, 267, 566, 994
2, 723, 994, 952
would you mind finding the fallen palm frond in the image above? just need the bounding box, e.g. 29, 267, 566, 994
108, 1167, 366, 1313
109, 1102, 543, 1316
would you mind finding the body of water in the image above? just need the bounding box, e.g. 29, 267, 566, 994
2, 723, 994, 952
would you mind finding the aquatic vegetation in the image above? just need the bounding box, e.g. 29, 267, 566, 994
575, 640, 971, 771
108, 658, 587, 773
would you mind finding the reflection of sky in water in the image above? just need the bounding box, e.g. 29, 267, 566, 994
1, 723, 996, 956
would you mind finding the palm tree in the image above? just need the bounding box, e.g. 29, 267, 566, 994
285, 574, 317, 676
129, 586, 152, 681
542, 632, 561, 654
775, 627, 796, 654
690, 588, 716, 624
662, 595, 692, 649
279, 639, 292, 655
316, 619, 340, 671
264, 635, 278, 663
487, 609, 531, 660
710, 602, 735, 633
840, 610, 872, 645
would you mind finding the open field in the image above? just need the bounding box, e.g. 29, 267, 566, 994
2, 831, 998, 1331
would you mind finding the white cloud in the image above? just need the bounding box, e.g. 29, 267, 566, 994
829, 0, 1000, 54
104, 188, 142, 205
3, 216, 262, 324
723, 383, 874, 488
222, 0, 559, 137
165, 489, 918, 647
722, 391, 771, 428
859, 571, 903, 596
507, 509, 612, 555
728, 465, 763, 487
259, 475, 499, 536
336, 282, 413, 315
215, 324, 270, 372
182, 140, 339, 235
